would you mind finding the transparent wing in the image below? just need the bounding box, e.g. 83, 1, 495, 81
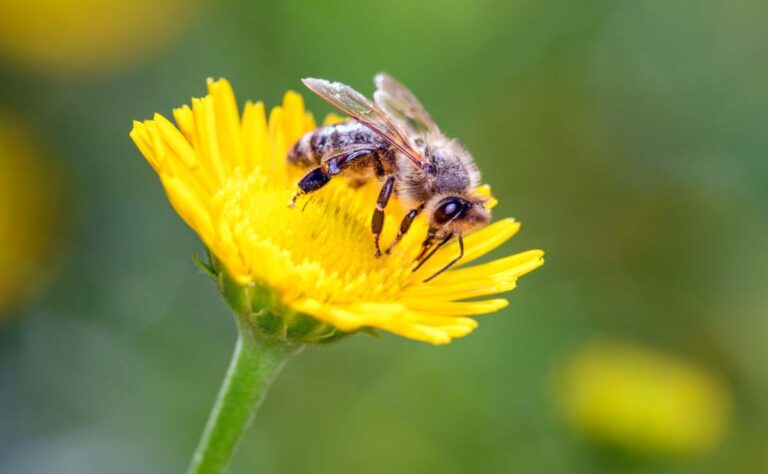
302, 78, 424, 168
374, 73, 438, 137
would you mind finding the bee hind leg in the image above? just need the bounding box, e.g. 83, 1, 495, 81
289, 150, 374, 207
371, 176, 395, 257
289, 166, 332, 207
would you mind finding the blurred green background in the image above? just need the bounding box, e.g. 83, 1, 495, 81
1, 0, 767, 472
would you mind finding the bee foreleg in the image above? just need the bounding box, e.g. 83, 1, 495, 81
413, 229, 436, 263
385, 204, 425, 254
371, 176, 395, 257
412, 233, 452, 273
423, 234, 464, 282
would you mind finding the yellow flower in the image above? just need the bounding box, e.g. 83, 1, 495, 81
0, 112, 65, 317
130, 79, 543, 344
0, 0, 203, 75
554, 339, 731, 457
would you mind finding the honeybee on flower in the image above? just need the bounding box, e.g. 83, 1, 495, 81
289, 74, 490, 281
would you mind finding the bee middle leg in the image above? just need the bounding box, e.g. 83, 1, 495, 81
371, 176, 395, 257
385, 204, 425, 254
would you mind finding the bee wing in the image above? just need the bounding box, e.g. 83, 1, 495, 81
373, 73, 439, 137
302, 78, 425, 169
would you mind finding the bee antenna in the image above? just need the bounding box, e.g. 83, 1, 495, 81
423, 234, 464, 283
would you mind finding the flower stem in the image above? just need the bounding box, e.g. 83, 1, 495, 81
187, 318, 303, 474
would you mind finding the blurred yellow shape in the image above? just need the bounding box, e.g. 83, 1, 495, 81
0, 0, 202, 75
555, 339, 731, 457
0, 113, 64, 317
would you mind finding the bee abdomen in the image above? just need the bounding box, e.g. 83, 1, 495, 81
287, 132, 319, 167
287, 123, 344, 168
288, 121, 386, 169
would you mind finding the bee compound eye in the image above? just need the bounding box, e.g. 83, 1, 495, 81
434, 198, 465, 224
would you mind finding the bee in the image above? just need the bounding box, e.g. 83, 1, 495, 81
288, 73, 490, 281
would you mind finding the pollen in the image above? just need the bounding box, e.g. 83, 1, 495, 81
130, 78, 544, 344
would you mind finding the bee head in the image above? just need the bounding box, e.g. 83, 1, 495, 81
427, 195, 490, 239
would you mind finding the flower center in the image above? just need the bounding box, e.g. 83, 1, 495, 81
216, 167, 425, 305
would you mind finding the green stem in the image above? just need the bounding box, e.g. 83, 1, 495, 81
187, 319, 303, 474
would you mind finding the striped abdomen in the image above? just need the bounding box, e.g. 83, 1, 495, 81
288, 120, 390, 169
